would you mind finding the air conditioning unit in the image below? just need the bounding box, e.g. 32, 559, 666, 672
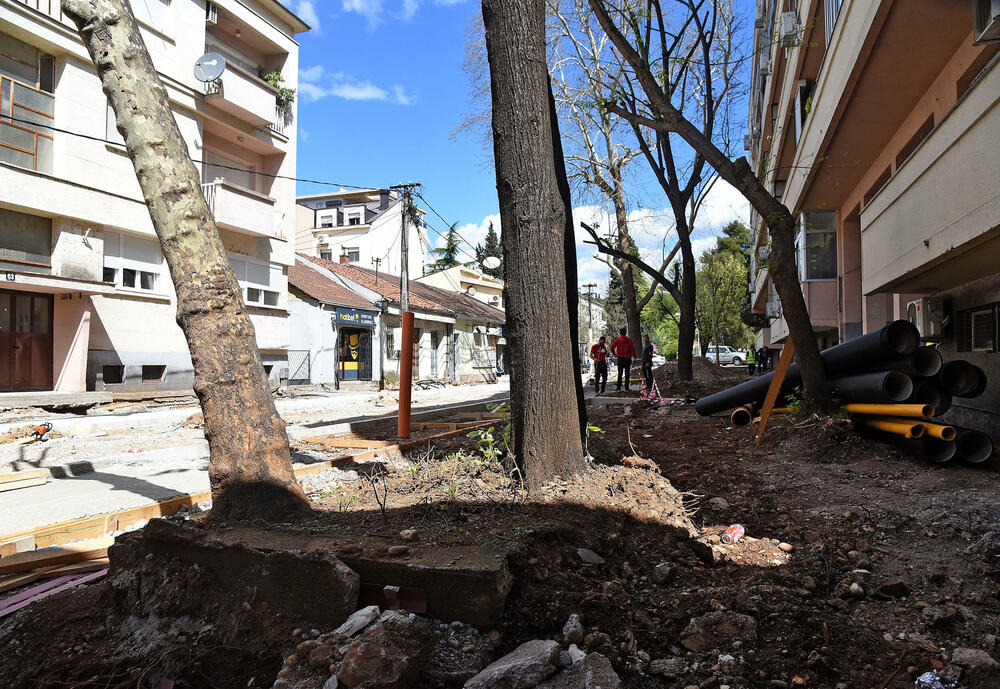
765, 301, 782, 318
974, 0, 1000, 43
206, 1, 218, 24
907, 297, 944, 340
316, 234, 330, 244
759, 57, 771, 78
781, 11, 803, 48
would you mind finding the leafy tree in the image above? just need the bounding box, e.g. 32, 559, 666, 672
430, 222, 463, 272
475, 221, 505, 279
716, 220, 770, 333
695, 247, 752, 360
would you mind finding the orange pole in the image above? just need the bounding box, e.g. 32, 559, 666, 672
844, 403, 934, 418
920, 422, 956, 441
397, 311, 414, 439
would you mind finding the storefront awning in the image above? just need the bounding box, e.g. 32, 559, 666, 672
2, 271, 116, 295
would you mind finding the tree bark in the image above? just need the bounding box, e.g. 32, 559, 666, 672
62, 0, 309, 520
677, 236, 697, 379
612, 198, 642, 356
483, 0, 585, 488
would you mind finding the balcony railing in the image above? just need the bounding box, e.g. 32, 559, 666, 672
203, 63, 277, 128
0, 76, 54, 174
201, 179, 283, 239
13, 0, 73, 26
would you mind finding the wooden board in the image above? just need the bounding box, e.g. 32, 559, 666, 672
0, 537, 114, 575
0, 468, 50, 484
0, 536, 35, 558
0, 559, 109, 594
756, 339, 796, 447
301, 437, 397, 449
0, 476, 48, 493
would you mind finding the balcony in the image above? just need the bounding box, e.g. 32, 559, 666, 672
203, 63, 277, 128
0, 76, 54, 174
860, 62, 1000, 295
201, 179, 284, 239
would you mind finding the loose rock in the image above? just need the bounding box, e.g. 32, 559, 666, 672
536, 652, 620, 688
337, 611, 435, 689
463, 639, 562, 689
681, 612, 757, 653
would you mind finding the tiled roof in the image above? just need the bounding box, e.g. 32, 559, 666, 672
409, 280, 505, 325
288, 260, 377, 310
303, 255, 452, 315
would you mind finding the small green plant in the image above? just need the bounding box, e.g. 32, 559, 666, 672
468, 425, 505, 464
258, 69, 296, 109
584, 424, 602, 456
785, 386, 804, 415
513, 525, 534, 538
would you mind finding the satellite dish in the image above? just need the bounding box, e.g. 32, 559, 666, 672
194, 52, 226, 82
483, 256, 501, 269
465, 286, 477, 296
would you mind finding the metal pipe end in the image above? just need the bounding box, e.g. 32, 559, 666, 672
911, 347, 943, 378
886, 320, 921, 356
957, 429, 994, 464
883, 371, 914, 402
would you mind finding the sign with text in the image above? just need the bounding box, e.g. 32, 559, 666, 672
335, 308, 377, 328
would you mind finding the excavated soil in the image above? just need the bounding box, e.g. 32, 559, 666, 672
1, 383, 999, 689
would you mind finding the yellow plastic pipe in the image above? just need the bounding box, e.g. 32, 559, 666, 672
922, 422, 957, 441
844, 403, 934, 418
854, 416, 925, 438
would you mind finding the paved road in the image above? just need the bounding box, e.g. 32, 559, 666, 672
0, 382, 509, 536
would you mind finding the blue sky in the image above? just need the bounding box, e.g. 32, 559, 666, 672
291, 0, 752, 294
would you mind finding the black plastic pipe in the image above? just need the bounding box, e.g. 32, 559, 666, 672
954, 428, 994, 464
695, 321, 919, 416
854, 347, 943, 379
857, 427, 956, 463
940, 360, 986, 397
908, 380, 952, 415
829, 370, 914, 403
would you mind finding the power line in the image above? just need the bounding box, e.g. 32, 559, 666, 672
414, 192, 482, 257
3, 115, 375, 190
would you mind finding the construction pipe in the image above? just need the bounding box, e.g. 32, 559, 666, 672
854, 347, 944, 379
696, 321, 920, 416
920, 422, 957, 442
908, 380, 952, 415
939, 360, 986, 397
843, 402, 934, 418
730, 404, 753, 428
830, 370, 914, 403
893, 437, 958, 464
853, 416, 925, 438
954, 428, 994, 465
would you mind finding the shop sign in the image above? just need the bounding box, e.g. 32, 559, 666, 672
335, 308, 376, 327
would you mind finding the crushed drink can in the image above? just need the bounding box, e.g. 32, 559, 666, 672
721, 524, 745, 545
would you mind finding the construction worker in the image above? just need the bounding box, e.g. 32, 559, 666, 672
640, 335, 654, 391
747, 345, 757, 376
590, 336, 609, 394
610, 328, 636, 391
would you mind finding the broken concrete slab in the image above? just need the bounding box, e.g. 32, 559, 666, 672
680, 611, 757, 653
536, 653, 620, 689
338, 546, 511, 629
110, 519, 360, 628
464, 639, 563, 689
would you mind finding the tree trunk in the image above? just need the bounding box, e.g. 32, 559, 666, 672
483, 0, 585, 488
548, 79, 588, 443
676, 242, 696, 380
612, 200, 642, 356
62, 0, 309, 521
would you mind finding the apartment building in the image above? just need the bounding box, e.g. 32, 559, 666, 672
0, 0, 308, 393
747, 0, 1000, 435
295, 188, 430, 278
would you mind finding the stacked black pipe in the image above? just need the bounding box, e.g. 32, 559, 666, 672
695, 320, 993, 465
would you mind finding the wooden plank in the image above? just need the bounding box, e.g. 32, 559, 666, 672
0, 468, 50, 484
756, 339, 796, 447
0, 570, 108, 618
0, 574, 78, 606
0, 476, 48, 493
0, 536, 35, 558
302, 437, 396, 449
456, 412, 507, 420
0, 537, 114, 575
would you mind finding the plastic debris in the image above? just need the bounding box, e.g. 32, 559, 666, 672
914, 669, 964, 689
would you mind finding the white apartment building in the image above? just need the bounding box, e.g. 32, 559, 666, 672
0, 0, 308, 393
295, 188, 430, 278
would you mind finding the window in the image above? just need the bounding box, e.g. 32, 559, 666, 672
103, 231, 162, 293
824, 0, 843, 46
228, 254, 282, 307
320, 251, 332, 260
347, 212, 361, 226
801, 212, 837, 280
318, 213, 334, 228
0, 209, 51, 267
345, 247, 360, 262
958, 305, 998, 353
324, 200, 342, 208
103, 365, 125, 385
142, 365, 166, 382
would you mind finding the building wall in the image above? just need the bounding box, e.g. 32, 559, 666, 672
1, 0, 306, 392
454, 318, 499, 383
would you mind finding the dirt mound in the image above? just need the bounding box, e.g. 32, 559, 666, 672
654, 357, 746, 399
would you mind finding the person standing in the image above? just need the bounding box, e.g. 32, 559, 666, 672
758, 346, 770, 372
610, 328, 636, 391
590, 336, 609, 394
747, 345, 756, 376
640, 335, 654, 391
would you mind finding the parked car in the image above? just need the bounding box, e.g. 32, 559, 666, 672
652, 354, 666, 366
703, 345, 747, 366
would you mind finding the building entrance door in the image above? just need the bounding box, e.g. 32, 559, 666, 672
338, 328, 373, 381
0, 290, 53, 392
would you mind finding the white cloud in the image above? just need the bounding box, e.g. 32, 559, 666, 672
299, 66, 414, 105
294, 1, 321, 33
341, 0, 467, 25
459, 181, 750, 296
342, 0, 384, 26
299, 128, 310, 143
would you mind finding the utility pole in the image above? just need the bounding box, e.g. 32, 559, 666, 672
583, 282, 597, 344
371, 256, 381, 284
391, 182, 421, 438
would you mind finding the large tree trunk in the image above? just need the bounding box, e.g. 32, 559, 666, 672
677, 240, 697, 380
612, 198, 642, 356
62, 0, 309, 520
483, 0, 585, 488
549, 79, 588, 443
